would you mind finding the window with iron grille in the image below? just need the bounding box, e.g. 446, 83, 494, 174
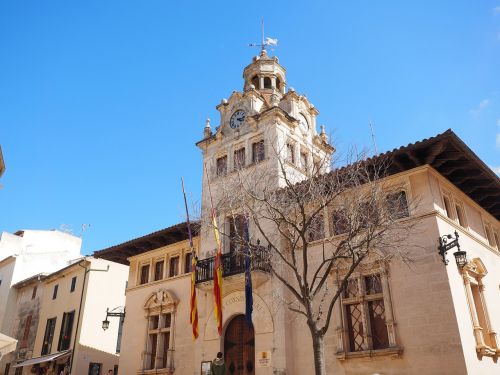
342, 274, 389, 352
252, 140, 265, 163
145, 313, 172, 370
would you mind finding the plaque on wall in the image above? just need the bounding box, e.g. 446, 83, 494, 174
257, 351, 271, 367
201, 361, 212, 375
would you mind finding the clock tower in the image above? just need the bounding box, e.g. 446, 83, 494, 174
195, 49, 334, 375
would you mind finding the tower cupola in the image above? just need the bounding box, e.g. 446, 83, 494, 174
243, 49, 287, 100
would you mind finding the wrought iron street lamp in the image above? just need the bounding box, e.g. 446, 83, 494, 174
438, 231, 467, 267
101, 307, 126, 331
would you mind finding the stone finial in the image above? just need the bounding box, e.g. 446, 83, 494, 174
204, 118, 212, 138
288, 87, 295, 93
221, 98, 228, 104
270, 93, 280, 106
320, 125, 328, 142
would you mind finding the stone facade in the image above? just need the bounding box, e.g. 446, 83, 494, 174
95, 52, 500, 375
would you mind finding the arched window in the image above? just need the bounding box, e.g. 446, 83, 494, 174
461, 258, 499, 358
263, 77, 272, 89
251, 75, 259, 89
142, 290, 177, 372
276, 77, 282, 91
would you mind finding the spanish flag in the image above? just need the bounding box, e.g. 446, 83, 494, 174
212, 208, 223, 336
182, 178, 199, 340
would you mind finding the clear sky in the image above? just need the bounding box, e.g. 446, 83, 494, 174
1, 1, 499, 255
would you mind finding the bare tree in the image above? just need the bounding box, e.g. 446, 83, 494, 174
209, 141, 419, 375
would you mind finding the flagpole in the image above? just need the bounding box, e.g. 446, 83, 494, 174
204, 163, 224, 336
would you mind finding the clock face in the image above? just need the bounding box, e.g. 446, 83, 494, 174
230, 110, 246, 129
299, 114, 309, 132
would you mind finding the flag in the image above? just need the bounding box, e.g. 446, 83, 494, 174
265, 37, 278, 46
182, 178, 198, 340
190, 255, 199, 339
212, 207, 223, 336
244, 216, 253, 328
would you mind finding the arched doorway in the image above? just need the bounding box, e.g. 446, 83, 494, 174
224, 314, 255, 375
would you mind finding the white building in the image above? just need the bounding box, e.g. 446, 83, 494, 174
0, 230, 82, 375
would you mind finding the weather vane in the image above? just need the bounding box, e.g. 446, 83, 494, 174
249, 18, 278, 52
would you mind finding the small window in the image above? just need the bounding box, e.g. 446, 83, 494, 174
169, 256, 179, 278
443, 195, 453, 218
154, 261, 164, 281
234, 148, 246, 170
216, 155, 227, 176
70, 276, 77, 292
263, 76, 272, 89
300, 152, 308, 171
140, 264, 150, 285
386, 191, 409, 219
52, 285, 58, 300
252, 140, 265, 163
41, 317, 57, 355
286, 143, 295, 164
455, 204, 466, 227
184, 252, 193, 274
332, 209, 349, 236
57, 311, 75, 351
32, 285, 37, 299
307, 214, 325, 242
251, 75, 259, 89
88, 363, 102, 375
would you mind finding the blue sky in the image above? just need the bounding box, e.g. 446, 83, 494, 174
1, 1, 499, 254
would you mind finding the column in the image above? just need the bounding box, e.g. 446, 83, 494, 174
463, 273, 486, 348
380, 269, 397, 347
332, 280, 344, 353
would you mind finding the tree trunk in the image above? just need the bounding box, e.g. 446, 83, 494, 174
311, 331, 326, 375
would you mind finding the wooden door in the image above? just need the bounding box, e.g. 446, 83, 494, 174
224, 315, 255, 375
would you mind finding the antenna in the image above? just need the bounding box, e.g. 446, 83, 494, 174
249, 18, 278, 52
368, 121, 378, 155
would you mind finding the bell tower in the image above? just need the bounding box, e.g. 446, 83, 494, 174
194, 49, 335, 375
196, 49, 334, 256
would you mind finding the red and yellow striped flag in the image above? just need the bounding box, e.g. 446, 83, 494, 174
182, 177, 199, 340
190, 254, 199, 339
212, 207, 223, 336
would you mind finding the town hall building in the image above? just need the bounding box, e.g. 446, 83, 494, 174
95, 49, 500, 375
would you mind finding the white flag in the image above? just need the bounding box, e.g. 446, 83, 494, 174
265, 37, 278, 46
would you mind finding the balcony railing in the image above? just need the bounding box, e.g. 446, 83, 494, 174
195, 246, 271, 284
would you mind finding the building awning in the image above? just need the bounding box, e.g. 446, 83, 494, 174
0, 333, 17, 359
12, 349, 71, 368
